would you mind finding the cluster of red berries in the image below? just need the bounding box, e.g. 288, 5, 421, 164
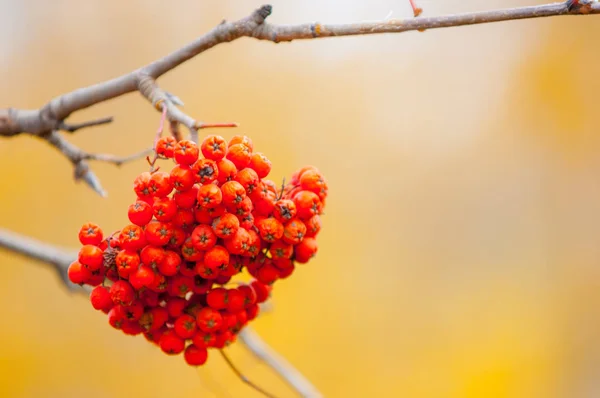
68, 134, 328, 366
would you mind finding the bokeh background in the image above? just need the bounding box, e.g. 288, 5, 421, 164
1, 0, 599, 397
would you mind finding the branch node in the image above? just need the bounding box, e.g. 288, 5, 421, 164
255, 5, 273, 23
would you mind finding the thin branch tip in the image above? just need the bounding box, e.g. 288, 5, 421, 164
60, 116, 114, 133
256, 5, 273, 21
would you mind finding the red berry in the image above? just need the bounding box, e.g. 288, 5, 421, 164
220, 181, 246, 206
78, 222, 104, 246
108, 305, 127, 329
128, 201, 153, 226
201, 135, 228, 161
168, 275, 194, 298
173, 186, 199, 209
191, 224, 217, 251
158, 250, 181, 276
226, 288, 246, 313
152, 197, 177, 222
78, 244, 104, 271
115, 249, 140, 278
192, 158, 219, 184
172, 208, 195, 230
293, 190, 322, 220
192, 331, 217, 348
159, 330, 185, 355
250, 280, 271, 303
119, 224, 147, 251
248, 152, 272, 179
212, 213, 239, 239
238, 285, 257, 308
170, 165, 195, 191
270, 240, 293, 260
144, 221, 172, 246
257, 262, 279, 285
282, 219, 307, 245
257, 217, 284, 243
123, 300, 144, 321
192, 275, 213, 294
207, 288, 228, 310
195, 260, 219, 280
133, 172, 152, 197
273, 199, 297, 222
234, 168, 259, 195
174, 140, 199, 166
174, 314, 197, 339
67, 260, 91, 284
304, 215, 322, 237
246, 304, 260, 321
110, 280, 135, 306
223, 228, 250, 256
130, 265, 155, 290
181, 238, 205, 262
139, 307, 169, 331
90, 286, 113, 311
184, 344, 209, 366
204, 245, 230, 270
229, 135, 254, 151
156, 136, 177, 158
140, 245, 165, 268
294, 237, 318, 263
166, 297, 187, 318
149, 171, 173, 197
216, 158, 237, 185
196, 307, 223, 333
196, 184, 222, 209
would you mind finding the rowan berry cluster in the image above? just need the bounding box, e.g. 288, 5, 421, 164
68, 134, 328, 366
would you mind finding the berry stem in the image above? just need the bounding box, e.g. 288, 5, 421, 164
148, 105, 169, 171
219, 349, 278, 398
408, 0, 423, 17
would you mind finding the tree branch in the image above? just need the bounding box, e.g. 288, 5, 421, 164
1, 1, 596, 138
0, 228, 78, 291
0, 1, 595, 195
0, 227, 320, 397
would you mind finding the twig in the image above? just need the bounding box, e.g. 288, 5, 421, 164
59, 116, 114, 133
239, 327, 323, 398
219, 349, 278, 398
408, 0, 423, 17
0, 227, 320, 397
44, 130, 151, 196
84, 147, 154, 167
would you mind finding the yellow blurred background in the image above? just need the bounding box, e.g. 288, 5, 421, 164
1, 0, 599, 397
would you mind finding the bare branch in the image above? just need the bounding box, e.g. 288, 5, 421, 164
60, 116, 114, 133
0, 228, 78, 291
0, 1, 594, 195
1, 1, 596, 138
239, 327, 323, 398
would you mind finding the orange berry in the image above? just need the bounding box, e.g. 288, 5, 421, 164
201, 135, 228, 161
248, 152, 271, 179
226, 143, 252, 169
228, 135, 254, 151
196, 184, 222, 208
